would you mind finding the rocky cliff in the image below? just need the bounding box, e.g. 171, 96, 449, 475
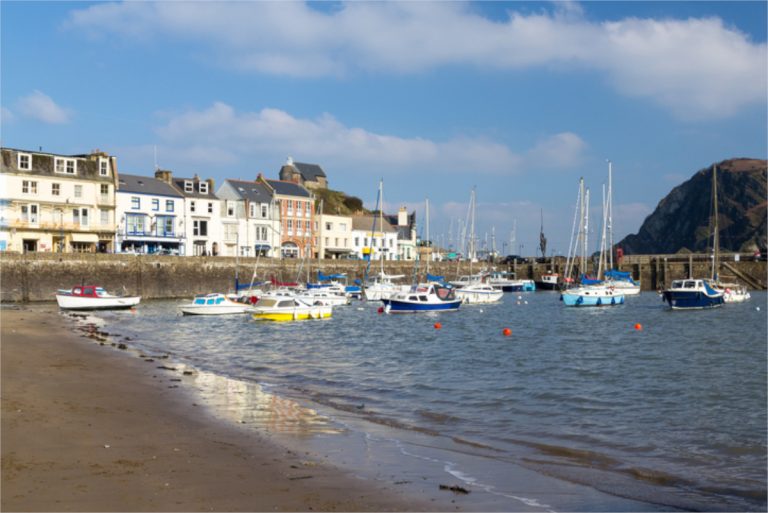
618, 158, 767, 255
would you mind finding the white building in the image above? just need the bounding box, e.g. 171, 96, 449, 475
317, 213, 354, 259
351, 215, 399, 261
155, 170, 222, 256
0, 147, 118, 253
385, 207, 417, 261
216, 178, 281, 257
115, 173, 185, 254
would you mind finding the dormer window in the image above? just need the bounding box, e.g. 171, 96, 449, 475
184, 181, 193, 193
99, 158, 109, 176
55, 158, 77, 175
18, 153, 31, 170
199, 182, 209, 194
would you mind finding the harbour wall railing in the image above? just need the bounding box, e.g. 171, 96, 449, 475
0, 252, 765, 303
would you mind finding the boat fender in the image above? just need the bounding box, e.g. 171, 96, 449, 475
576, 296, 584, 305
596, 298, 602, 306
559, 294, 563, 301
611, 297, 615, 305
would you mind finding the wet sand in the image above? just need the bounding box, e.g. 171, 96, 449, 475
1, 305, 457, 512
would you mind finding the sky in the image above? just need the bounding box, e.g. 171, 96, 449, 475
2, 1, 766, 257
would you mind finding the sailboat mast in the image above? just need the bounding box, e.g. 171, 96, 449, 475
425, 198, 430, 274
578, 178, 586, 274
712, 165, 719, 281
607, 160, 614, 270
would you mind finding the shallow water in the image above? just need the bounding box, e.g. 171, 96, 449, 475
93, 291, 767, 511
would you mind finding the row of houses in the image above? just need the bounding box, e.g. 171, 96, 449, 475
0, 148, 418, 260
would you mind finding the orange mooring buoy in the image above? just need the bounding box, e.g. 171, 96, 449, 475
377, 306, 384, 314
634, 323, 643, 331
434, 322, 442, 330
503, 328, 512, 337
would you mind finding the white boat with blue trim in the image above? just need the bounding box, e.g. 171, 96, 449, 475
561, 285, 625, 306
382, 283, 462, 313
179, 293, 253, 315
662, 279, 724, 309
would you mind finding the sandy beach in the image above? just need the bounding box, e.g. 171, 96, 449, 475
1, 305, 459, 512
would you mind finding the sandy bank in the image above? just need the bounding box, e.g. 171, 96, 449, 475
1, 305, 457, 512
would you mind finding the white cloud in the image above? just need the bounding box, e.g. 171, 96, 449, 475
16, 90, 71, 124
65, 1, 767, 119
1, 106, 15, 124
153, 102, 543, 175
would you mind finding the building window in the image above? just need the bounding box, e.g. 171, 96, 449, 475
73, 208, 89, 227
249, 203, 257, 218
184, 181, 193, 193
340, 222, 347, 231
355, 237, 359, 246
55, 158, 76, 175
208, 202, 213, 213
22, 180, 37, 194
227, 202, 235, 217
260, 226, 267, 240
74, 185, 83, 198
21, 204, 39, 224
100, 184, 109, 196
166, 200, 174, 212
100, 209, 109, 226
131, 196, 140, 209
306, 202, 311, 216
305, 220, 311, 235
325, 222, 332, 230
193, 220, 208, 237
157, 215, 175, 237
99, 158, 109, 176
286, 200, 293, 215
287, 219, 293, 235
152, 199, 159, 211
199, 182, 208, 194
18, 153, 31, 170
224, 223, 237, 242
190, 201, 196, 213
52, 183, 60, 196
261, 204, 268, 218
126, 213, 146, 235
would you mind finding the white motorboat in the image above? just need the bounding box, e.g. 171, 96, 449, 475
55, 285, 141, 310
179, 293, 253, 315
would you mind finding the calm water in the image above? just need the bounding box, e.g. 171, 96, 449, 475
89, 291, 766, 511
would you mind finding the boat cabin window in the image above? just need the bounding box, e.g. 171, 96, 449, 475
73, 287, 82, 295
684, 281, 696, 289
215, 297, 224, 305
95, 288, 107, 296
419, 295, 428, 301
194, 298, 206, 305
83, 287, 94, 295
206, 298, 216, 305
277, 300, 295, 308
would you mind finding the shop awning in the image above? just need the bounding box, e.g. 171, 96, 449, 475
71, 233, 99, 243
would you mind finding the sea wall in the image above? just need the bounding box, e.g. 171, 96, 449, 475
0, 253, 765, 303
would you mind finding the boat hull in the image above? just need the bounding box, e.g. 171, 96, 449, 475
180, 305, 251, 315
251, 306, 332, 321
561, 289, 625, 307
662, 290, 724, 309
382, 299, 462, 313
56, 295, 141, 310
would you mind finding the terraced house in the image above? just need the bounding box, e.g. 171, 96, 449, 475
217, 177, 280, 257
260, 176, 315, 259
0, 147, 118, 253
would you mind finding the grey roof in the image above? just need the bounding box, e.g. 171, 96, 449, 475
266, 179, 311, 198
118, 174, 183, 197
352, 215, 396, 233
225, 179, 273, 203
171, 176, 219, 199
293, 162, 326, 181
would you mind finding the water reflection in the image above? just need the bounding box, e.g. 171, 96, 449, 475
191, 370, 345, 437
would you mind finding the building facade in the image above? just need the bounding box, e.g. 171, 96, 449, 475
278, 156, 328, 190
156, 170, 223, 256
351, 215, 399, 261
115, 174, 185, 254
385, 207, 417, 261
317, 213, 354, 259
0, 147, 118, 253
262, 177, 315, 259
217, 178, 281, 257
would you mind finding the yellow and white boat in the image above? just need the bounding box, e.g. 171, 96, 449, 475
251, 295, 332, 322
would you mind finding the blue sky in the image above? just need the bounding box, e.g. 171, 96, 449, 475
2, 1, 766, 256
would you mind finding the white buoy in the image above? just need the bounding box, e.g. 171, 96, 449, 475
757, 307, 761, 311
524, 301, 528, 305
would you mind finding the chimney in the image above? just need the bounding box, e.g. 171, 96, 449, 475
154, 169, 172, 184
398, 206, 408, 227
286, 156, 294, 166
206, 178, 215, 192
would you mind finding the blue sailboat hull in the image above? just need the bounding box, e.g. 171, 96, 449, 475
561, 292, 625, 306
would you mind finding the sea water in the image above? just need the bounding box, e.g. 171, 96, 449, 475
91, 291, 767, 511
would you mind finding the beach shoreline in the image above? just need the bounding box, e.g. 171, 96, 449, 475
1, 304, 462, 512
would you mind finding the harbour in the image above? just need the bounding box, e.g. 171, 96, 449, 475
30, 289, 767, 512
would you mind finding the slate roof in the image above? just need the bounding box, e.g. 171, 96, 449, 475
225, 179, 273, 203
352, 215, 396, 233
171, 177, 219, 199
118, 173, 183, 197
293, 162, 326, 181
265, 179, 311, 198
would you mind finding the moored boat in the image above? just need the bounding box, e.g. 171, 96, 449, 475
251, 295, 332, 321
382, 282, 462, 313
662, 279, 724, 309
55, 285, 141, 310
561, 285, 626, 307
536, 273, 560, 290
179, 293, 253, 315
